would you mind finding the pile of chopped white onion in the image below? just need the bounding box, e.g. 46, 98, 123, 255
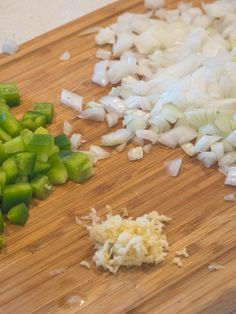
61, 0, 236, 186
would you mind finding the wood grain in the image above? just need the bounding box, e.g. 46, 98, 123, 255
0, 0, 235, 313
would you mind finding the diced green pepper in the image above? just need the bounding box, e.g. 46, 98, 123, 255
0, 98, 10, 112
0, 84, 20, 107
0, 212, 4, 234
63, 152, 94, 183
2, 183, 32, 214
15, 176, 28, 183
0, 170, 6, 195
15, 152, 36, 176
47, 155, 68, 185
55, 134, 71, 152
0, 127, 12, 142
34, 127, 48, 135
22, 111, 46, 131
33, 103, 54, 124
3, 136, 25, 154
33, 161, 51, 174
7, 203, 29, 225
0, 112, 22, 137
21, 128, 33, 146
0, 142, 8, 164
31, 174, 52, 199
27, 134, 54, 162
1, 157, 19, 184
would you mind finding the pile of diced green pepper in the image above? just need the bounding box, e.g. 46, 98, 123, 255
0, 84, 94, 249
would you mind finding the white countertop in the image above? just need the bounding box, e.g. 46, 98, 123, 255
0, 0, 116, 50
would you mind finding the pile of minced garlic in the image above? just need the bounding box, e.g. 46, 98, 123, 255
85, 209, 170, 274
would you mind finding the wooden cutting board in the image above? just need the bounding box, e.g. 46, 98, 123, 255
0, 0, 235, 313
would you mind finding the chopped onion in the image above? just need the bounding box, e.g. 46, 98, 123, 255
164, 158, 182, 177
106, 112, 119, 128
181, 142, 197, 157
63, 120, 73, 136
157, 126, 197, 149
89, 145, 111, 161
194, 135, 222, 153
92, 61, 109, 86
60, 51, 71, 61
197, 152, 217, 168
61, 89, 83, 112
143, 144, 152, 154
135, 129, 158, 144
211, 142, 224, 160
225, 130, 236, 148
115, 142, 127, 153
79, 108, 106, 122
96, 27, 115, 45
145, 0, 165, 10
2, 38, 19, 55
224, 193, 235, 202
128, 147, 144, 161
101, 129, 133, 146
225, 167, 236, 186
96, 49, 112, 60
70, 133, 82, 150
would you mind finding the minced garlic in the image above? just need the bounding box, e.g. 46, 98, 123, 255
86, 210, 170, 274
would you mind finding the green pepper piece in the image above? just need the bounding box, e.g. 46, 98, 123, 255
33, 161, 51, 175
0, 170, 6, 195
47, 155, 68, 185
1, 157, 19, 184
27, 134, 54, 162
0, 142, 8, 164
0, 112, 22, 137
0, 98, 10, 112
21, 128, 33, 146
55, 134, 71, 152
2, 183, 32, 214
0, 212, 4, 234
63, 152, 94, 183
15, 152, 36, 176
34, 127, 48, 135
0, 84, 20, 107
7, 203, 29, 225
31, 174, 52, 200
0, 127, 12, 142
22, 111, 47, 131
3, 136, 25, 154
15, 176, 28, 183
33, 103, 54, 124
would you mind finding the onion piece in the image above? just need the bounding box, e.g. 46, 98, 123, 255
63, 120, 73, 136
92, 61, 109, 86
197, 152, 217, 168
144, 0, 165, 10
224, 193, 235, 202
225, 168, 236, 186
79, 108, 106, 122
2, 38, 19, 55
96, 27, 115, 45
60, 51, 71, 61
128, 147, 144, 161
135, 129, 158, 144
194, 135, 222, 153
61, 89, 83, 112
96, 49, 112, 60
157, 126, 197, 149
181, 142, 197, 157
70, 133, 82, 151
225, 130, 236, 148
211, 142, 224, 160
143, 144, 152, 154
106, 112, 119, 128
164, 158, 182, 177
115, 142, 127, 153
89, 145, 111, 161
101, 129, 133, 146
